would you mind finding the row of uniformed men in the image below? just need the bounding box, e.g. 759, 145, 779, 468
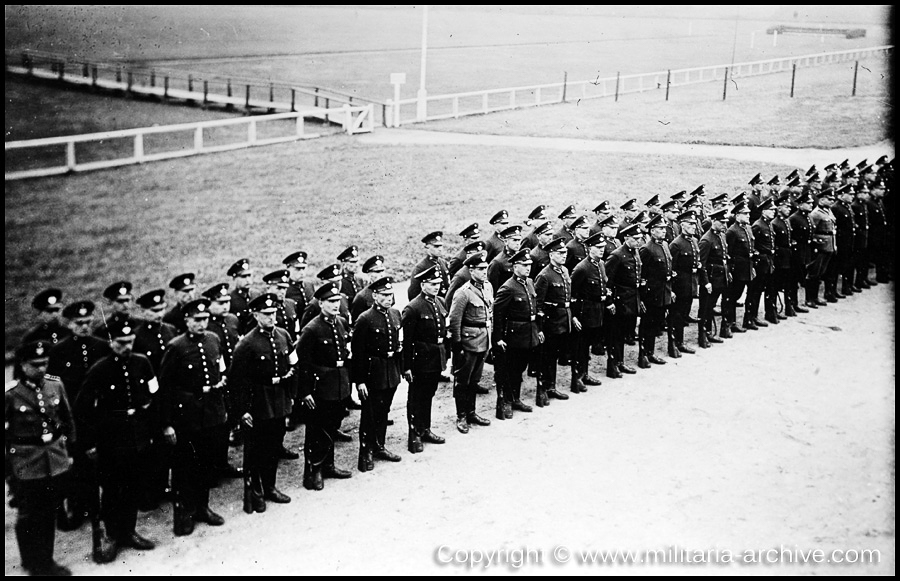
7, 155, 892, 575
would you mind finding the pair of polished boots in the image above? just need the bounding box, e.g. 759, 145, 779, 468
570, 370, 602, 393
605, 358, 637, 378
303, 463, 351, 491
535, 382, 570, 407
667, 333, 695, 357
358, 447, 402, 472
495, 396, 533, 419
407, 427, 445, 453
174, 502, 225, 536
637, 338, 667, 369
457, 412, 491, 434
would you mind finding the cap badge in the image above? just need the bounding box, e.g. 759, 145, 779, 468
78, 307, 87, 316
35, 345, 44, 356
122, 326, 131, 335
197, 303, 206, 312
47, 296, 58, 305
119, 287, 127, 296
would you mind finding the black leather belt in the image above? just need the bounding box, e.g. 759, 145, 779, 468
8, 433, 61, 446
508, 316, 536, 322
462, 320, 487, 328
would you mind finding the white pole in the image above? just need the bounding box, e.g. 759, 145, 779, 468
773, 29, 778, 47
416, 5, 429, 122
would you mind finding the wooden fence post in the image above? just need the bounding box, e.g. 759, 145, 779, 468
851, 60, 858, 96
203, 80, 208, 105
245, 84, 251, 110
127, 71, 133, 93
150, 70, 155, 87
164, 76, 169, 98
665, 69, 671, 101
790, 64, 796, 98
291, 89, 296, 112
615, 72, 620, 102
92, 66, 98, 87
188, 74, 193, 92
722, 67, 729, 101
82, 63, 88, 77
227, 79, 232, 97
562, 71, 567, 102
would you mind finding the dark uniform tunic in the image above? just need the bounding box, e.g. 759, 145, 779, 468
830, 200, 856, 293
565, 237, 588, 273
401, 294, 448, 437
6, 374, 75, 573
534, 264, 574, 391
76, 352, 157, 542
205, 311, 242, 471
159, 331, 228, 516
297, 314, 352, 474
448, 246, 469, 278
483, 232, 506, 262
570, 257, 609, 377
789, 209, 815, 299
163, 303, 189, 335
230, 287, 258, 336
698, 229, 730, 334
487, 249, 514, 294
408, 256, 451, 301
286, 280, 315, 321
22, 321, 71, 347
529, 245, 550, 280
808, 206, 836, 296
554, 224, 575, 245
229, 326, 295, 493
339, 273, 362, 310
669, 234, 707, 344
866, 197, 886, 282
445, 266, 472, 309
604, 244, 642, 365
492, 275, 540, 404
300, 296, 352, 331
133, 320, 179, 376
351, 305, 402, 456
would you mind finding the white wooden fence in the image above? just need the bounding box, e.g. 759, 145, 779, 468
386, 45, 892, 127
5, 105, 374, 181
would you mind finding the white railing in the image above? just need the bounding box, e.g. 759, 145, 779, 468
5, 105, 374, 181
387, 45, 892, 126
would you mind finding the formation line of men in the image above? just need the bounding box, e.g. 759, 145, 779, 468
6, 154, 893, 575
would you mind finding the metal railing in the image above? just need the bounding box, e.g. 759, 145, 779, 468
386, 45, 892, 126
5, 105, 374, 181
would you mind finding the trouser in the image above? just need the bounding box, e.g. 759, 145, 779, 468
746, 268, 774, 320
210, 423, 231, 473
304, 399, 345, 474
669, 293, 693, 344
787, 257, 806, 308
699, 286, 723, 334
15, 473, 67, 571
824, 251, 846, 296
723, 280, 748, 325
772, 267, 792, 310
143, 438, 173, 506
874, 238, 891, 280
407, 372, 440, 435
639, 304, 667, 355
607, 312, 637, 364
453, 350, 486, 416
359, 388, 397, 455
805, 251, 832, 300
853, 247, 871, 285
493, 346, 531, 403
60, 444, 93, 521
244, 417, 286, 492
99, 447, 150, 541
172, 426, 223, 515
573, 326, 603, 376
539, 332, 571, 390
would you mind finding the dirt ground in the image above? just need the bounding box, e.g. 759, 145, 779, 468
5, 277, 894, 576
5, 133, 895, 575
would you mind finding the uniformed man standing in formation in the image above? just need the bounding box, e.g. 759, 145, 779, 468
570, 233, 610, 387
449, 223, 482, 276
350, 254, 387, 321
446, 241, 487, 307
528, 221, 554, 279
770, 194, 797, 318
6, 341, 76, 576
22, 289, 71, 346
133, 290, 179, 374
158, 298, 228, 535
789, 193, 817, 309
564, 216, 591, 273
491, 248, 540, 417
283, 251, 315, 318
229, 293, 295, 511
534, 237, 577, 404
227, 258, 257, 334
604, 223, 643, 377
46, 300, 110, 530
521, 205, 549, 250
697, 208, 730, 342
808, 189, 837, 304
408, 231, 451, 302
851, 184, 871, 290
296, 283, 353, 490
746, 198, 777, 326
723, 202, 756, 333
94, 281, 136, 340
77, 317, 158, 556
668, 210, 706, 353
637, 215, 674, 368
449, 253, 494, 432
402, 265, 449, 453
831, 185, 858, 297
487, 224, 523, 292
351, 276, 403, 472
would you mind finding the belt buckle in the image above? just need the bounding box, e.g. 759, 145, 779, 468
530, 315, 536, 321
41, 433, 53, 443
127, 409, 135, 416
563, 302, 570, 308
437, 338, 443, 344
336, 360, 344, 367
386, 351, 394, 358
